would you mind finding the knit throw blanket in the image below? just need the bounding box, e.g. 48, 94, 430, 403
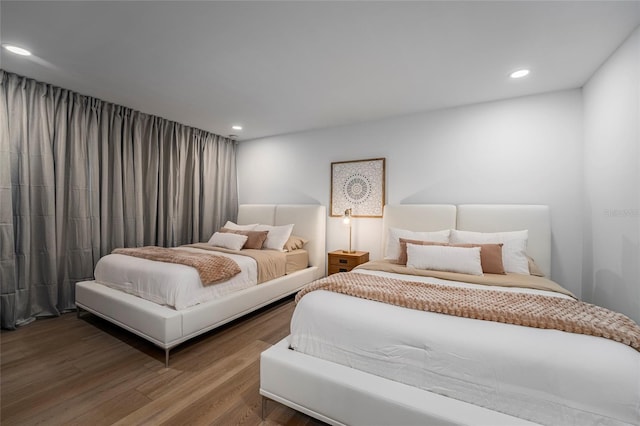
112, 246, 241, 286
296, 272, 640, 352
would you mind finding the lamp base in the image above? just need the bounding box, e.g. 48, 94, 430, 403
342, 249, 356, 254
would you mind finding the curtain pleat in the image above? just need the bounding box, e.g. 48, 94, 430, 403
0, 70, 238, 329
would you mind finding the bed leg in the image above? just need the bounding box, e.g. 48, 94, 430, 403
76, 307, 83, 319
165, 349, 170, 368
261, 396, 267, 420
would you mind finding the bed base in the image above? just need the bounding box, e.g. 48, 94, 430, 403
260, 337, 541, 426
77, 303, 175, 367
77, 303, 178, 367
76, 266, 317, 367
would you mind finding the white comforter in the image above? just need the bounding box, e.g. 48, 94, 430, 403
94, 247, 257, 310
290, 269, 640, 426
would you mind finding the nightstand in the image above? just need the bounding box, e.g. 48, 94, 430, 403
328, 250, 370, 275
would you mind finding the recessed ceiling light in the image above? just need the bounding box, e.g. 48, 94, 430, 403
231, 125, 243, 131
3, 44, 32, 56
510, 69, 530, 79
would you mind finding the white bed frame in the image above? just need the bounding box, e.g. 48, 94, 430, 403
76, 204, 326, 367
260, 204, 550, 426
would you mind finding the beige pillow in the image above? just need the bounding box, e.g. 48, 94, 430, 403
398, 238, 505, 274
527, 255, 545, 277
454, 243, 505, 275
283, 235, 308, 252
220, 228, 269, 250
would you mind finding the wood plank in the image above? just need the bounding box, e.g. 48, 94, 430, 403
160, 358, 262, 424
113, 339, 270, 425
63, 388, 152, 426
0, 298, 323, 425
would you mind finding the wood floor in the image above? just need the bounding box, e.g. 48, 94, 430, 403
0, 297, 326, 425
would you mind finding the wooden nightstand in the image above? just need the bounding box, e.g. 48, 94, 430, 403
328, 250, 370, 275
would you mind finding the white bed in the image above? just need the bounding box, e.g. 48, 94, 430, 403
260, 204, 640, 426
76, 204, 326, 367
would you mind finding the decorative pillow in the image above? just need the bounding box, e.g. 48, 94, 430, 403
527, 255, 545, 277
385, 228, 450, 261
398, 238, 505, 274
397, 238, 443, 265
254, 223, 295, 251
455, 243, 505, 274
207, 232, 248, 251
223, 221, 258, 231
283, 235, 309, 252
406, 244, 483, 276
449, 229, 529, 275
220, 228, 269, 250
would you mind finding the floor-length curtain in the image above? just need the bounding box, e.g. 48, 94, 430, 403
0, 71, 238, 329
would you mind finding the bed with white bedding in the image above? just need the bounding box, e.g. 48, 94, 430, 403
93, 247, 261, 310
260, 204, 640, 426
76, 204, 326, 366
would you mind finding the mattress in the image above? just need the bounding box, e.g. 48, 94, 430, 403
286, 249, 309, 274
290, 269, 640, 426
94, 247, 257, 310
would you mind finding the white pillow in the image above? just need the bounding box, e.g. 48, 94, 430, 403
254, 223, 294, 251
384, 228, 450, 260
223, 221, 258, 231
406, 244, 483, 275
449, 229, 529, 275
207, 232, 248, 251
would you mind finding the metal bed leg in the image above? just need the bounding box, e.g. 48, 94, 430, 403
76, 307, 83, 319
261, 396, 268, 420
165, 349, 170, 368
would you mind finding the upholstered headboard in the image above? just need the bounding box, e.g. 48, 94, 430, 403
382, 204, 551, 277
237, 204, 326, 279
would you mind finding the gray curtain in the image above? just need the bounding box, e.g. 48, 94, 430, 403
0, 70, 238, 329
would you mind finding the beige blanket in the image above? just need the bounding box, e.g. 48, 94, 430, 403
296, 271, 640, 352
112, 246, 241, 286
356, 260, 576, 298
185, 243, 286, 283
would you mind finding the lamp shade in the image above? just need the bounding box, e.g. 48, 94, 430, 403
342, 208, 352, 225
342, 208, 354, 253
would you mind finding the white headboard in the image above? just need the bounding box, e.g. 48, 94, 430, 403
237, 204, 326, 279
382, 204, 551, 277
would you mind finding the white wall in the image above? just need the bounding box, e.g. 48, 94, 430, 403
238, 89, 585, 296
583, 26, 640, 323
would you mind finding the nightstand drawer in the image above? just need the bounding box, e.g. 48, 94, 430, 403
329, 255, 365, 268
328, 264, 353, 275
327, 250, 369, 275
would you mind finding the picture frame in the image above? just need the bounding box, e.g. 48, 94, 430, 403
330, 158, 386, 217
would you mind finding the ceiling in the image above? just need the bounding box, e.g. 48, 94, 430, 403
1, 1, 639, 141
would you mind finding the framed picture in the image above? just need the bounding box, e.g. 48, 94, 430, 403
330, 158, 386, 217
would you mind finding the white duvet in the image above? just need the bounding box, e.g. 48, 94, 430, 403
290, 269, 640, 426
94, 247, 257, 310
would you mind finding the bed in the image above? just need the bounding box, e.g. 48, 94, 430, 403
76, 204, 326, 367
260, 204, 640, 426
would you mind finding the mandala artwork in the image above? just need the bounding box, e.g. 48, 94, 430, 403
331, 158, 385, 217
